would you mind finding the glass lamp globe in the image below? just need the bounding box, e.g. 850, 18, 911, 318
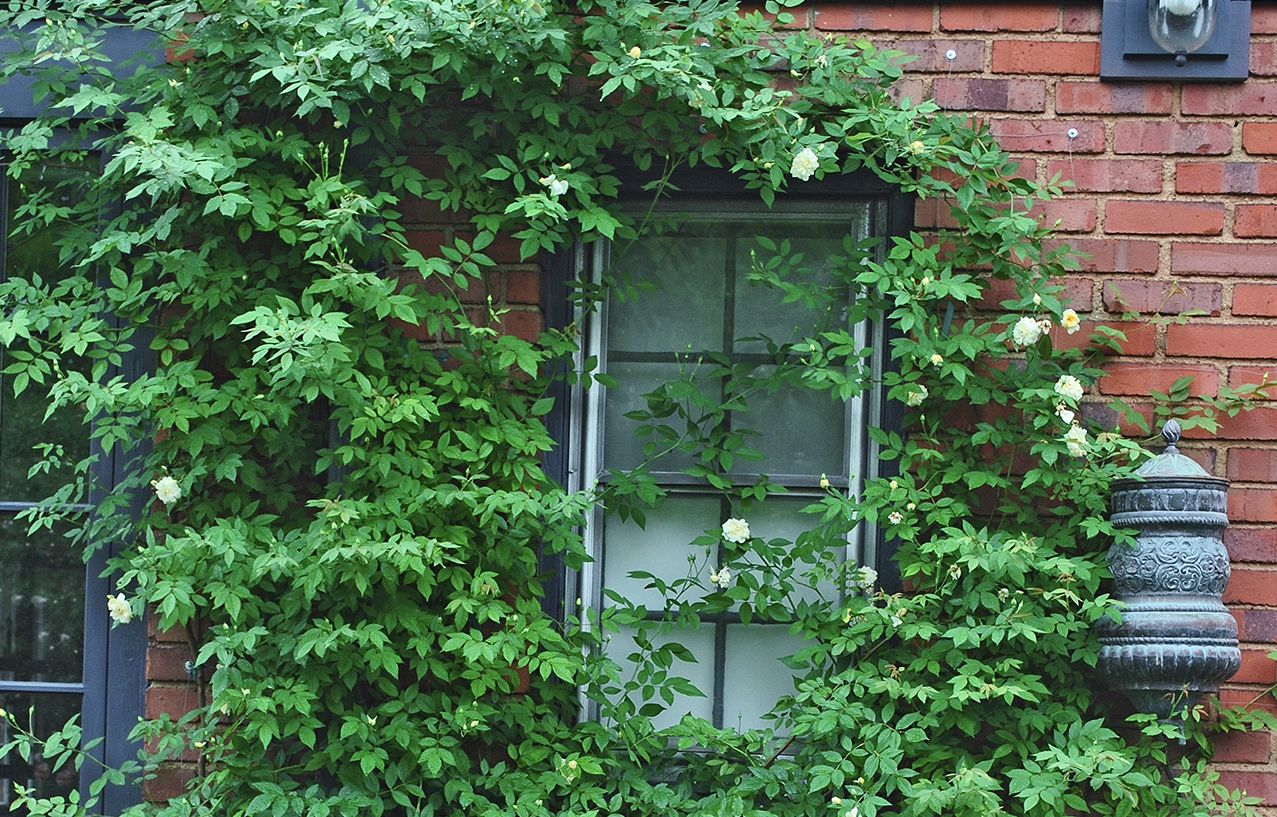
1148, 0, 1218, 64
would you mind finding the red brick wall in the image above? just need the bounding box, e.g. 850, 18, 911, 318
798, 0, 1277, 804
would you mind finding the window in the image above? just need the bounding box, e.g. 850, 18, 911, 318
0, 162, 144, 815
561, 173, 907, 732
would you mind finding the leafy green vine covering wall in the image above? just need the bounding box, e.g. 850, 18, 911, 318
0, 1, 1270, 815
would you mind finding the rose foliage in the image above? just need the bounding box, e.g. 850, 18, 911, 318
0, 1, 1272, 816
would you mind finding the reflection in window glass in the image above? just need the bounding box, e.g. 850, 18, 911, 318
0, 693, 81, 813
589, 202, 877, 730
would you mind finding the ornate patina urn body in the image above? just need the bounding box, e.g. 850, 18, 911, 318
1097, 421, 1240, 718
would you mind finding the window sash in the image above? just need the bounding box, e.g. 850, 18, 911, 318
570, 200, 887, 728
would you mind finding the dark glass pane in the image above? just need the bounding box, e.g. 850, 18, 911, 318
1, 162, 91, 504
0, 518, 83, 683
0, 692, 82, 814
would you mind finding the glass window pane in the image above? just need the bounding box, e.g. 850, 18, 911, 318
602, 362, 722, 473
603, 496, 720, 611
733, 366, 847, 477
0, 518, 84, 683
721, 624, 803, 732
743, 496, 843, 607
606, 623, 714, 731
1, 162, 90, 505
733, 226, 855, 354
607, 233, 726, 354
0, 692, 82, 813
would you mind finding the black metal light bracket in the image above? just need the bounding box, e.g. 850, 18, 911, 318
1101, 0, 1251, 82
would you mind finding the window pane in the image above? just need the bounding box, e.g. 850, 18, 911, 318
732, 226, 857, 354
0, 692, 82, 814
607, 623, 714, 731
0, 378, 87, 504
602, 496, 720, 611
742, 496, 843, 607
602, 362, 722, 472
1, 162, 90, 504
721, 624, 803, 732
607, 232, 726, 354
733, 366, 847, 477
0, 518, 84, 685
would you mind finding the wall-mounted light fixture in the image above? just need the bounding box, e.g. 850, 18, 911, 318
1101, 0, 1251, 81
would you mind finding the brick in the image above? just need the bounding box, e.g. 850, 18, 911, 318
1219, 688, 1277, 718
1229, 367, 1277, 390
1232, 488, 1277, 523
1173, 242, 1277, 276
1054, 82, 1173, 114
1105, 200, 1224, 236
1051, 320, 1156, 356
1029, 198, 1096, 232
143, 763, 196, 803
1228, 449, 1277, 482
1061, 4, 1101, 33
1046, 158, 1162, 193
991, 119, 1104, 153
940, 3, 1059, 32
979, 276, 1093, 312
145, 684, 199, 720
1113, 121, 1233, 155
499, 309, 543, 342
1240, 608, 1277, 642
1228, 527, 1277, 563
1046, 238, 1160, 273
1236, 205, 1277, 238
887, 40, 984, 72
1175, 162, 1277, 195
889, 78, 928, 107
1242, 122, 1277, 155
814, 5, 933, 31
1252, 41, 1277, 77
991, 40, 1100, 75
1098, 363, 1218, 397
1234, 285, 1277, 318
1258, 5, 1277, 34
1213, 730, 1273, 763
148, 619, 188, 644
148, 643, 195, 683
505, 270, 540, 304
1167, 325, 1277, 359
1210, 771, 1277, 806
1237, 650, 1277, 685
407, 230, 446, 258
1199, 408, 1277, 441
1103, 279, 1221, 316
1224, 567, 1277, 603
934, 78, 1046, 112
1182, 83, 1277, 116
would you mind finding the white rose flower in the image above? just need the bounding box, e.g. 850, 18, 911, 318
106, 593, 133, 625
1064, 424, 1089, 457
721, 518, 751, 543
790, 146, 820, 181
1011, 316, 1043, 347
711, 567, 733, 589
905, 385, 928, 407
1061, 308, 1082, 335
152, 475, 182, 505
1056, 403, 1076, 424
1054, 374, 1085, 403
856, 566, 878, 591
538, 174, 569, 197
887, 511, 904, 525
1032, 293, 1042, 306
930, 353, 944, 367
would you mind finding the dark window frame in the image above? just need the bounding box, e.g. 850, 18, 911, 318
0, 149, 148, 817
539, 164, 912, 627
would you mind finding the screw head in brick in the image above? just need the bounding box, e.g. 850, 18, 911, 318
1067, 128, 1079, 140
945, 49, 958, 61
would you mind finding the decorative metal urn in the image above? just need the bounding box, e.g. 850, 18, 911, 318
1097, 420, 1240, 719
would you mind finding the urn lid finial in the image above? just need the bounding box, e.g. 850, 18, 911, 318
1133, 419, 1213, 480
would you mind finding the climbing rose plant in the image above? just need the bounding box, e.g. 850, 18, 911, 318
0, 1, 1272, 816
